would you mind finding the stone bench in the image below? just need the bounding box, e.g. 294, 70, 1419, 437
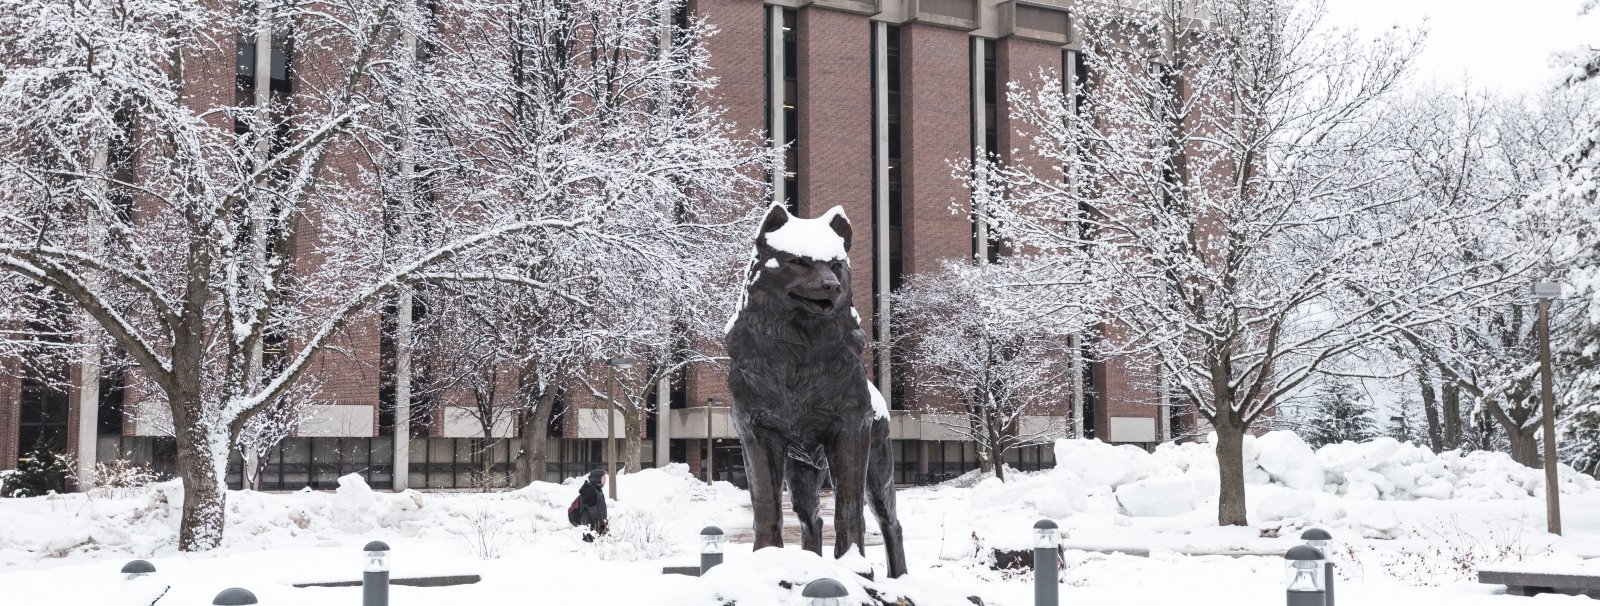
292, 574, 481, 588
1479, 568, 1600, 597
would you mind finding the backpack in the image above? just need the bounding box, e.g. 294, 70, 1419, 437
567, 495, 582, 526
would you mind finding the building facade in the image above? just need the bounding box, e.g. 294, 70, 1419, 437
0, 0, 1181, 492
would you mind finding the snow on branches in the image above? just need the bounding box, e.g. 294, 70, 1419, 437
0, 0, 765, 550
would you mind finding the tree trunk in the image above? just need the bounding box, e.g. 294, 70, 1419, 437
1441, 379, 1462, 450
174, 407, 225, 552
1417, 364, 1443, 451
1507, 425, 1539, 468
623, 405, 644, 474
1213, 418, 1249, 526
515, 388, 558, 487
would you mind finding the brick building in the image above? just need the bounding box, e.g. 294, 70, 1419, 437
0, 0, 1180, 492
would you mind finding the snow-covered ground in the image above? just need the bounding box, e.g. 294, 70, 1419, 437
4, 433, 1600, 605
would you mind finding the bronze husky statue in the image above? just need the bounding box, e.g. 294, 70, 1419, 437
724, 203, 907, 578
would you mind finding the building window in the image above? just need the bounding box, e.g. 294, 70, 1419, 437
972, 39, 1000, 263
1081, 339, 1097, 439
884, 24, 906, 408
782, 8, 799, 211
96, 363, 127, 436
18, 366, 68, 456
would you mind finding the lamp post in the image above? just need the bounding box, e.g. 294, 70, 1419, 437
1533, 281, 1562, 536
706, 397, 721, 485
802, 578, 849, 606
363, 540, 390, 606
1301, 528, 1334, 606
700, 526, 725, 574
1285, 545, 1327, 606
606, 356, 636, 501
1033, 519, 1061, 606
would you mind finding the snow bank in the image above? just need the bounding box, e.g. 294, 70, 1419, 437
966, 433, 1596, 527
666, 546, 978, 606
0, 464, 744, 566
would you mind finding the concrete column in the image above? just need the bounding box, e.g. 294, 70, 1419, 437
872, 20, 892, 407
1070, 334, 1084, 439
654, 376, 670, 468
74, 332, 101, 486
391, 8, 418, 491
76, 145, 110, 486
242, 4, 272, 492
768, 4, 786, 206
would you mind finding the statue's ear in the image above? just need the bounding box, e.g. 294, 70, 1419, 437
826, 206, 852, 252
758, 203, 790, 235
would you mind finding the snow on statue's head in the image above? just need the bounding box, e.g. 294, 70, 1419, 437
747, 203, 853, 317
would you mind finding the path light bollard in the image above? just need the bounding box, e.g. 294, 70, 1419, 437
1284, 545, 1327, 606
801, 577, 849, 606
119, 559, 168, 604
700, 526, 724, 575
120, 559, 155, 580
1033, 519, 1061, 606
1300, 528, 1334, 606
363, 540, 391, 606
212, 587, 259, 605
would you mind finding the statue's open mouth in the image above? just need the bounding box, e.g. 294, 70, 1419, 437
789, 293, 836, 314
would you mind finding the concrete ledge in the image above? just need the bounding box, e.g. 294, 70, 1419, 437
662, 566, 701, 577
1479, 569, 1600, 597
292, 575, 481, 588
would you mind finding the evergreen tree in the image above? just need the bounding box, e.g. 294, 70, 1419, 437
1301, 380, 1381, 449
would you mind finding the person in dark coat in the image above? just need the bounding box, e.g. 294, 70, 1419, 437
576, 469, 608, 542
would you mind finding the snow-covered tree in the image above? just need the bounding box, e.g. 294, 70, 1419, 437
429, 0, 765, 477
1551, 0, 1600, 476
970, 0, 1531, 525
891, 258, 1093, 481
0, 0, 764, 550
1297, 379, 1379, 449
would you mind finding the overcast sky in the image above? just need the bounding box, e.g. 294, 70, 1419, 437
1321, 0, 1598, 94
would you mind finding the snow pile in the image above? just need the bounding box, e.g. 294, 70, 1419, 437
963, 433, 1596, 529
0, 464, 743, 566
666, 546, 977, 606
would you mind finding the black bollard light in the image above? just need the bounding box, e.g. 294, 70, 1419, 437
363, 540, 391, 606
801, 577, 849, 606
1300, 528, 1335, 606
700, 526, 725, 575
1285, 545, 1327, 606
212, 588, 259, 605
1033, 519, 1061, 606
120, 560, 155, 580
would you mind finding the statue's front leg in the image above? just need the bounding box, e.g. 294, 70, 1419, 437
739, 431, 788, 550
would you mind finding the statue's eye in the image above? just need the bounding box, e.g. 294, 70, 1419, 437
830, 262, 843, 271
789, 258, 807, 267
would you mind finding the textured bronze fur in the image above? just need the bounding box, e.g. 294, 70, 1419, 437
725, 204, 907, 578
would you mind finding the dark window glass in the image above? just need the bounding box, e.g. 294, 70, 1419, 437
97, 364, 126, 436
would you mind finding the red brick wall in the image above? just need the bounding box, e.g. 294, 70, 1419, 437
900, 24, 972, 277
898, 24, 973, 410
286, 6, 384, 428
995, 38, 1061, 181
684, 0, 766, 409
796, 6, 877, 363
